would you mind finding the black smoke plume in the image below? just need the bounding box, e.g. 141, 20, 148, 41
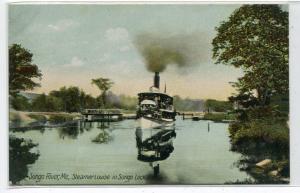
134, 32, 210, 72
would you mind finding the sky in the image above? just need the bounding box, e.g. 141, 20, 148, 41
9, 4, 246, 100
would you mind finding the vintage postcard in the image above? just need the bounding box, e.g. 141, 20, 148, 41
8, 3, 289, 185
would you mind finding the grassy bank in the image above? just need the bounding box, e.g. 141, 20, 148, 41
228, 107, 289, 183
9, 110, 80, 129
203, 112, 235, 122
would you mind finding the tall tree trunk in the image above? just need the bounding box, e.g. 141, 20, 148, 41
257, 88, 271, 106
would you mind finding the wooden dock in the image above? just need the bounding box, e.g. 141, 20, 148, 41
81, 109, 123, 122
177, 111, 205, 120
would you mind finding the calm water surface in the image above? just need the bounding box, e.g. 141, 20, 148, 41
11, 118, 249, 185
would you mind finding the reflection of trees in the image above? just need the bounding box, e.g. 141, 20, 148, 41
79, 121, 100, 133
9, 135, 40, 185
58, 122, 79, 139
10, 126, 46, 134
92, 129, 113, 144
96, 122, 109, 129
81, 121, 93, 131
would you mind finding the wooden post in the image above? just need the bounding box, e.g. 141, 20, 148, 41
208, 122, 210, 132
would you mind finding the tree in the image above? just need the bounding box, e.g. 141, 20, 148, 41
31, 93, 47, 112
49, 87, 68, 111
83, 94, 98, 109
205, 99, 233, 112
44, 96, 64, 112
49, 86, 82, 112
91, 78, 114, 108
64, 86, 82, 112
9, 44, 42, 96
212, 5, 288, 107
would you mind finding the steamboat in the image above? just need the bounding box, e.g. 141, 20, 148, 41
136, 72, 176, 129
135, 72, 177, 176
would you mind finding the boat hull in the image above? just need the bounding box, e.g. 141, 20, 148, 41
138, 116, 174, 129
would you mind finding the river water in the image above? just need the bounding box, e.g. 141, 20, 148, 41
10, 118, 250, 185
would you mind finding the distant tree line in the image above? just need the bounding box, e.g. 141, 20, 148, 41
12, 90, 233, 113
9, 44, 234, 114
8, 44, 139, 113
173, 96, 232, 112
204, 99, 233, 112
173, 95, 204, 112
11, 87, 139, 112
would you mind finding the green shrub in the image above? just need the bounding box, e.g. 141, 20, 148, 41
229, 117, 289, 160
9, 135, 40, 184
10, 95, 31, 111
204, 113, 224, 122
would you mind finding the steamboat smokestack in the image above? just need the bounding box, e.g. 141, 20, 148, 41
154, 72, 160, 89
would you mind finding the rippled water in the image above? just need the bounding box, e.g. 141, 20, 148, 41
10, 118, 249, 185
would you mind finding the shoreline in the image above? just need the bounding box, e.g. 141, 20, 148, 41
9, 110, 137, 130
9, 110, 236, 130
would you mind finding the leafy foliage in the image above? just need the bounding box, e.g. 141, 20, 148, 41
212, 5, 288, 106
91, 78, 114, 107
212, 5, 289, 183
10, 94, 31, 111
9, 44, 42, 96
31, 93, 64, 112
9, 135, 40, 184
15, 87, 139, 112
48, 86, 84, 112
204, 99, 233, 112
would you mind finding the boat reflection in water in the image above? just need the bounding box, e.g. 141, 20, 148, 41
135, 72, 177, 176
135, 126, 176, 176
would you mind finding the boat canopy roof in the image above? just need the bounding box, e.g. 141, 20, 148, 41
140, 99, 156, 105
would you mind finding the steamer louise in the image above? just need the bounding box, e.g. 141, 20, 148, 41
135, 72, 177, 176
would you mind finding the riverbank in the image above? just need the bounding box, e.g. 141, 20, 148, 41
9, 110, 137, 130
227, 107, 289, 184
9, 110, 81, 129
202, 112, 235, 122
